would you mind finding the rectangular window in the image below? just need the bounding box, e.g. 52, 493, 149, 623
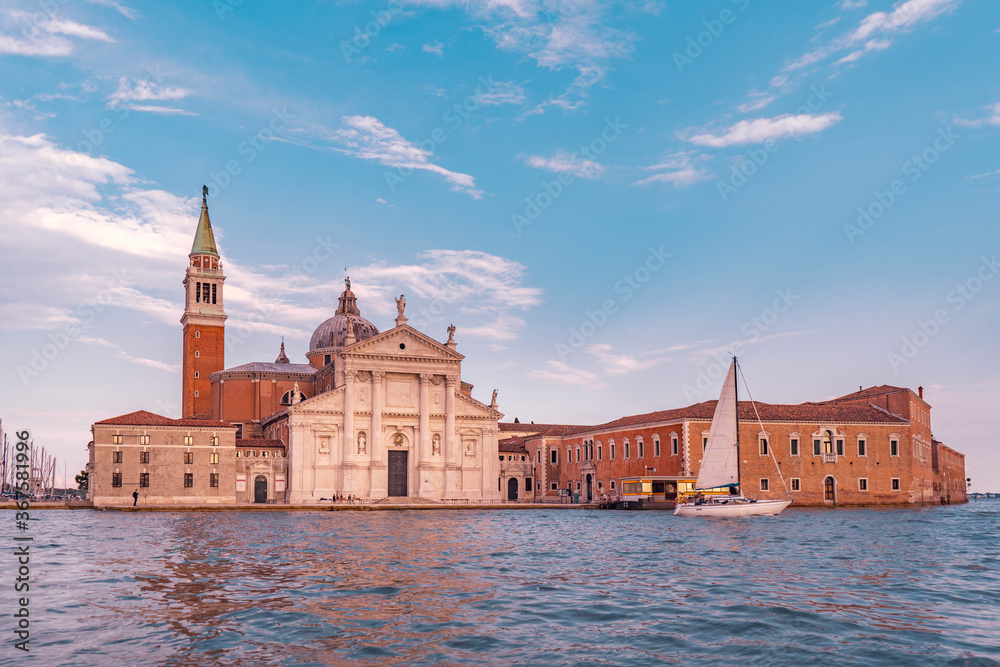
139, 435, 150, 445
210, 473, 219, 488
891, 478, 900, 491
211, 436, 219, 446
112, 451, 123, 463
184, 452, 194, 464
196, 281, 201, 303
624, 442, 630, 459
112, 435, 123, 445
671, 436, 678, 456
790, 478, 801, 491
550, 482, 558, 491
859, 478, 868, 491
184, 436, 193, 446
611, 444, 616, 459
654, 440, 661, 457
890, 439, 899, 457
139, 451, 149, 464
576, 447, 581, 462
760, 478, 769, 491
836, 439, 844, 456
551, 450, 558, 464
111, 473, 122, 488
212, 283, 217, 304
140, 473, 149, 488
760, 439, 769, 456
210, 452, 219, 464
638, 441, 644, 458
610, 481, 616, 490
525, 478, 532, 492
184, 473, 193, 488
703, 437, 708, 452
235, 450, 241, 458
813, 439, 821, 456
790, 438, 799, 456
537, 450, 541, 464
597, 445, 603, 461
858, 439, 867, 457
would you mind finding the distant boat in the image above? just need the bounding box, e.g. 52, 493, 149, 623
674, 357, 791, 518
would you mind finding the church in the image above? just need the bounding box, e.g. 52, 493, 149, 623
88, 191, 503, 506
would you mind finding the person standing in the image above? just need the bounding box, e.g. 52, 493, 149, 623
132, 489, 139, 506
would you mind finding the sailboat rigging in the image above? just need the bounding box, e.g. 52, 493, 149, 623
674, 357, 791, 518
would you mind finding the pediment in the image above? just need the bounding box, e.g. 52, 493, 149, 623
288, 385, 344, 413
342, 325, 463, 361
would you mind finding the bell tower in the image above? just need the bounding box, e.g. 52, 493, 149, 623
181, 186, 227, 419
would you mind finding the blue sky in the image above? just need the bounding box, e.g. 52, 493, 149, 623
2, 0, 999, 490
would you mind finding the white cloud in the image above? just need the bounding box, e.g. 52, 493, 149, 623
0, 10, 113, 57
634, 151, 712, 187
527, 360, 601, 387
586, 343, 671, 375
956, 102, 1000, 128
683, 112, 843, 148
523, 149, 603, 179
107, 77, 192, 114
407, 0, 636, 112
837, 0, 867, 9
86, 0, 138, 19
738, 91, 777, 113
316, 115, 483, 197
423, 40, 445, 55
968, 168, 1000, 179
476, 80, 527, 106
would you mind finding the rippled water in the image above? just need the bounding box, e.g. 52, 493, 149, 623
10, 501, 1000, 666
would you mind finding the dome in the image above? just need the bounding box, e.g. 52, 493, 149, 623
308, 282, 379, 353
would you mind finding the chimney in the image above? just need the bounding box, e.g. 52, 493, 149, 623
918, 386, 924, 399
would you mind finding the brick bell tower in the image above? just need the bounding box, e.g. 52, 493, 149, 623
181, 186, 226, 419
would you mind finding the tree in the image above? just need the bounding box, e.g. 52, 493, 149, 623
513, 417, 519, 423
75, 470, 88, 491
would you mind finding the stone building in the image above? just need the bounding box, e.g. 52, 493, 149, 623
504, 385, 967, 506
90, 189, 503, 505
88, 410, 237, 505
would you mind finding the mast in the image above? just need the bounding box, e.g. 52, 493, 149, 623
733, 356, 740, 490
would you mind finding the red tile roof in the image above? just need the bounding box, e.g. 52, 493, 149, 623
236, 439, 286, 449
500, 399, 907, 438
94, 410, 235, 428
498, 439, 528, 453
822, 385, 911, 403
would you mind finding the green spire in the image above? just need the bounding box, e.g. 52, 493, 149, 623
191, 185, 219, 257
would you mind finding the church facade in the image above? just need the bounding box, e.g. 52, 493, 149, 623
89, 192, 502, 505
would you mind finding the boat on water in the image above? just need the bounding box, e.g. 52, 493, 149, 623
674, 357, 791, 518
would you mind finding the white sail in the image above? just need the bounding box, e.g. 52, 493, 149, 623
695, 360, 740, 491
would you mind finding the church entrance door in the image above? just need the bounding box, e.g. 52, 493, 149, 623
507, 478, 519, 501
585, 474, 593, 502
254, 475, 267, 503
388, 450, 408, 496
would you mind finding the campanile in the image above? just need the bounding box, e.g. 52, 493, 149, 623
181, 186, 227, 418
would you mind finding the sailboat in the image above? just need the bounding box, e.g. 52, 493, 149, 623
674, 357, 791, 518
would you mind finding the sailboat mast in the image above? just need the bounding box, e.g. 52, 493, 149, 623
733, 356, 740, 489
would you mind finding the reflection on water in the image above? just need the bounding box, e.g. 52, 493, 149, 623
17, 503, 1000, 666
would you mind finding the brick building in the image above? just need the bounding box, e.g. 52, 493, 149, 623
502, 385, 967, 506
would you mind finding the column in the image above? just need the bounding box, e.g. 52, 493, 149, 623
370, 371, 386, 497
445, 374, 458, 462
418, 373, 432, 494
342, 369, 357, 494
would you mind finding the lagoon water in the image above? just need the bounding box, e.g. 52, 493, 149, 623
10, 501, 1000, 666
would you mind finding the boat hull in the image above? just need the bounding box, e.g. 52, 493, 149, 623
673, 498, 791, 517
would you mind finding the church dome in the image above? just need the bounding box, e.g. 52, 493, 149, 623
308, 281, 379, 353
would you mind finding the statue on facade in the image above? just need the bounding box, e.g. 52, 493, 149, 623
447, 323, 456, 342
396, 294, 406, 317
345, 275, 351, 290
358, 432, 367, 454
432, 434, 441, 456
490, 389, 498, 408
291, 381, 301, 405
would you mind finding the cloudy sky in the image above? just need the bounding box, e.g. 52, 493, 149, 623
2, 0, 998, 489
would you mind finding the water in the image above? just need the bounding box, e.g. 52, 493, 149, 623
8, 502, 1000, 666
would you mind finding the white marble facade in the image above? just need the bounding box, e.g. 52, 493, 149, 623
270, 325, 502, 503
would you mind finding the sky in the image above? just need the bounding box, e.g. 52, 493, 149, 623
1, 0, 998, 490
